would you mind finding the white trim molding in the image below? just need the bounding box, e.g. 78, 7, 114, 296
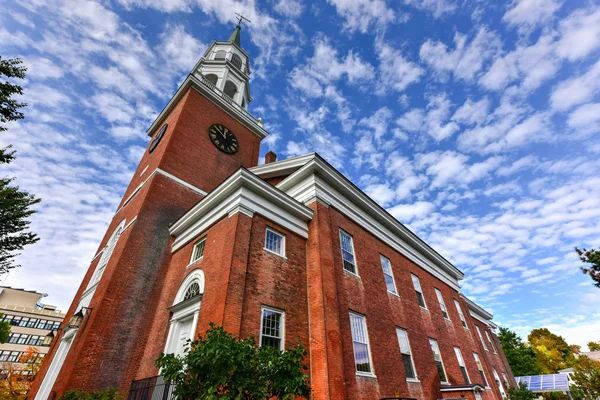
170, 169, 313, 252
462, 295, 498, 329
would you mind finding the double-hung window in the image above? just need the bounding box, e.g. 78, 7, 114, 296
349, 312, 373, 375
339, 230, 357, 275
8, 334, 20, 344
260, 307, 284, 350
380, 256, 397, 294
435, 289, 449, 319
27, 318, 38, 328
502, 372, 509, 391
485, 330, 497, 353
493, 368, 507, 398
17, 334, 28, 344
476, 326, 488, 351
411, 274, 426, 308
265, 228, 285, 257
429, 339, 448, 384
473, 352, 488, 387
190, 238, 206, 263
454, 347, 470, 384
396, 328, 417, 380
454, 299, 468, 328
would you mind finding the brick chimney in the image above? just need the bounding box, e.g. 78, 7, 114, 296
265, 151, 277, 164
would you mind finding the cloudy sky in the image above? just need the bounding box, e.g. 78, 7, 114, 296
1, 0, 600, 349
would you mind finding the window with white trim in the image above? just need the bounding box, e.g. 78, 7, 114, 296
260, 307, 284, 350
476, 325, 488, 351
435, 288, 449, 319
88, 220, 125, 289
349, 312, 373, 375
190, 238, 206, 263
485, 330, 497, 353
265, 228, 285, 257
473, 352, 488, 387
454, 299, 468, 328
380, 255, 397, 294
502, 372, 509, 391
454, 346, 470, 384
396, 328, 417, 380
411, 274, 426, 308
429, 339, 448, 384
339, 230, 357, 275
493, 367, 507, 398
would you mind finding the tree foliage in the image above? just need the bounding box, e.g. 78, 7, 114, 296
0, 346, 42, 399
527, 328, 574, 374
155, 323, 310, 400
576, 248, 600, 289
588, 341, 600, 352
59, 387, 123, 400
498, 327, 540, 376
507, 382, 538, 400
0, 312, 10, 344
571, 355, 600, 399
0, 56, 40, 274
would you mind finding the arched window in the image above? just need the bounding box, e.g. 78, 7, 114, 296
231, 54, 242, 69
223, 81, 237, 100
214, 50, 226, 60
184, 282, 201, 300
204, 74, 218, 86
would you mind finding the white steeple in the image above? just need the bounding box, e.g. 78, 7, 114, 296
192, 22, 252, 110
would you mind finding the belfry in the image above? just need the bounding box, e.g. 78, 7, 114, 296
31, 23, 514, 400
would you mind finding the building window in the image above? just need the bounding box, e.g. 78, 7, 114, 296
350, 312, 373, 375
260, 307, 284, 350
339, 230, 357, 275
380, 256, 397, 295
215, 50, 226, 60
435, 289, 449, 319
265, 228, 285, 257
454, 299, 468, 328
493, 368, 507, 398
429, 339, 448, 384
474, 352, 488, 387
396, 328, 417, 380
183, 282, 201, 300
27, 318, 38, 328
8, 352, 20, 362
190, 238, 206, 263
476, 326, 488, 351
454, 347, 470, 384
17, 334, 29, 345
485, 330, 497, 353
502, 372, 509, 391
231, 54, 243, 69
8, 334, 20, 344
411, 274, 426, 308
89, 220, 125, 289
28, 336, 43, 346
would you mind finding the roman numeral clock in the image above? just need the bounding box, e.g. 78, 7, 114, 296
209, 124, 239, 154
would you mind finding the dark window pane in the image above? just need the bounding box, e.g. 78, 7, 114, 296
436, 361, 447, 382
402, 354, 416, 379
461, 366, 470, 384
416, 291, 426, 308
480, 371, 488, 386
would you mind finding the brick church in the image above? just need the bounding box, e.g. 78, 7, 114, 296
30, 23, 515, 400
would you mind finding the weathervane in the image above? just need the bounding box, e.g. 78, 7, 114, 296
235, 12, 251, 27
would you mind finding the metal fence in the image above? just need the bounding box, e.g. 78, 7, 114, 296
127, 376, 173, 400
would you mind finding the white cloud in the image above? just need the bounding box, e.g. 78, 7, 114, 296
403, 0, 456, 18
550, 60, 600, 111
358, 107, 393, 141
24, 57, 64, 80
376, 40, 423, 93
388, 201, 435, 222
396, 93, 458, 142
326, 0, 398, 33
555, 7, 600, 61
452, 97, 490, 126
503, 0, 562, 32
159, 24, 205, 73
117, 0, 192, 12
274, 0, 304, 18
496, 155, 538, 176
567, 102, 600, 134
365, 183, 396, 206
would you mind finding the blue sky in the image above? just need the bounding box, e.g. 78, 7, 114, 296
1, 0, 599, 349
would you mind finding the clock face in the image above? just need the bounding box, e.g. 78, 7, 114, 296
148, 123, 168, 153
208, 124, 238, 154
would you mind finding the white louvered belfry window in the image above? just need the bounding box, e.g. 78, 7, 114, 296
485, 330, 497, 353
340, 230, 357, 274
411, 274, 426, 308
89, 220, 125, 288
476, 326, 488, 351
260, 307, 284, 350
454, 299, 468, 328
454, 346, 470, 384
380, 255, 398, 294
397, 328, 417, 380
429, 339, 448, 383
350, 313, 372, 374
265, 228, 285, 257
435, 288, 449, 319
474, 352, 488, 387
190, 238, 206, 263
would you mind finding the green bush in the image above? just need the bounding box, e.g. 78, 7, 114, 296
508, 382, 537, 400
59, 387, 122, 400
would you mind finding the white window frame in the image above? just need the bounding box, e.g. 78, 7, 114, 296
339, 230, 358, 276
493, 367, 507, 398
411, 274, 427, 309
349, 312, 375, 377
264, 227, 286, 258
396, 328, 418, 381
435, 288, 450, 320
429, 338, 449, 384
485, 330, 497, 353
380, 255, 398, 295
454, 346, 470, 384
259, 306, 285, 351
473, 352, 489, 388
190, 237, 206, 264
454, 299, 468, 328
476, 325, 488, 351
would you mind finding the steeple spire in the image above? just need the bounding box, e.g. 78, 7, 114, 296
228, 24, 241, 46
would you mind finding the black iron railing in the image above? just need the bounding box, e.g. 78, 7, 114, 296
127, 376, 173, 400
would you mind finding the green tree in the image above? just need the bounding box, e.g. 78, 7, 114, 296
155, 323, 310, 400
507, 382, 537, 400
527, 328, 574, 374
0, 56, 40, 274
588, 341, 600, 352
0, 313, 10, 343
576, 247, 600, 289
498, 327, 540, 376
571, 355, 600, 399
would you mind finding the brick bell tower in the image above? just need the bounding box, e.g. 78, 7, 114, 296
31, 22, 268, 400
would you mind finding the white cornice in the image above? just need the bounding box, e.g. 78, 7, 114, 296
169, 169, 313, 252
462, 295, 497, 328
273, 154, 465, 290
249, 153, 317, 179
146, 74, 267, 140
